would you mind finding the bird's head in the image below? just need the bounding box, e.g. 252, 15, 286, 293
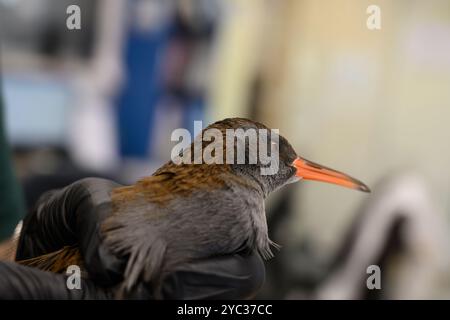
200, 118, 370, 196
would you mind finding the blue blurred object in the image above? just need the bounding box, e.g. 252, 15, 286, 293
115, 1, 174, 158
115, 1, 212, 160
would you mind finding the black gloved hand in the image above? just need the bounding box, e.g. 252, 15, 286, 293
0, 261, 112, 299
12, 178, 265, 299
16, 178, 125, 286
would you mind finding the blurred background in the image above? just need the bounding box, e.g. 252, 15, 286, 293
1, 0, 450, 299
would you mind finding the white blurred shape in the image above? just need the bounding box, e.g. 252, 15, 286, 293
316, 173, 450, 299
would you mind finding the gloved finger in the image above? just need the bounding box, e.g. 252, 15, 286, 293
0, 261, 112, 299
16, 186, 81, 260
16, 178, 112, 259
156, 250, 265, 300
72, 179, 125, 285
16, 178, 125, 286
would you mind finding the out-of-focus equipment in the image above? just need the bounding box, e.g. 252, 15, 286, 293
316, 173, 450, 299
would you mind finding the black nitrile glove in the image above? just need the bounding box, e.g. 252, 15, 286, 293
16, 178, 125, 286
0, 261, 112, 299
10, 178, 265, 299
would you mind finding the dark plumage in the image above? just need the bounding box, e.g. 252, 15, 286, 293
18, 118, 370, 297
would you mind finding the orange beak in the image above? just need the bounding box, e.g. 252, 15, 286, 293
293, 157, 370, 192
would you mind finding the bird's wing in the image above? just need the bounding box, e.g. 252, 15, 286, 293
101, 217, 167, 294
102, 175, 174, 295
103, 167, 235, 295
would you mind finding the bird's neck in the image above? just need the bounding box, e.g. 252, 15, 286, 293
230, 165, 269, 198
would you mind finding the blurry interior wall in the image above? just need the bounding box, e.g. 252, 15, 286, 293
209, 0, 450, 255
